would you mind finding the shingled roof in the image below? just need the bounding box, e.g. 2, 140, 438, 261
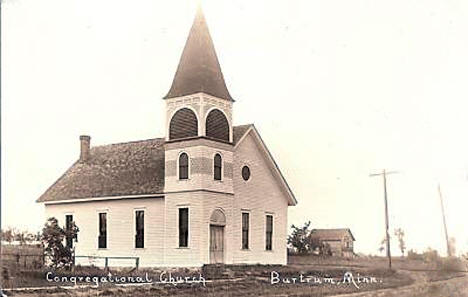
37, 125, 252, 203
164, 6, 233, 101
37, 138, 166, 203
310, 229, 355, 241
232, 124, 252, 144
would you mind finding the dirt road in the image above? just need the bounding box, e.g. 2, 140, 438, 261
332, 271, 468, 297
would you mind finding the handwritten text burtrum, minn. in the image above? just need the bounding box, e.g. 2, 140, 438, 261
270, 271, 382, 289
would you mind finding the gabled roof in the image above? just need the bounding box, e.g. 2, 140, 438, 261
37, 138, 166, 203
234, 125, 298, 206
310, 229, 356, 241
164, 6, 233, 101
38, 125, 253, 204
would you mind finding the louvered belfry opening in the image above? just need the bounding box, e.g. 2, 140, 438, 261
169, 108, 198, 140
206, 109, 229, 142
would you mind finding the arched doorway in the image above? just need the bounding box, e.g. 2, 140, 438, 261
209, 209, 226, 264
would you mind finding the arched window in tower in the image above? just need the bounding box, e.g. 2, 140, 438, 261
205, 109, 229, 142
214, 153, 222, 180
179, 153, 189, 180
169, 108, 198, 140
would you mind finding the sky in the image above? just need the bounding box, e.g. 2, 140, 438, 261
2, 0, 468, 256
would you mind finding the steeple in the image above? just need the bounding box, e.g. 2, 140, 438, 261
164, 6, 233, 101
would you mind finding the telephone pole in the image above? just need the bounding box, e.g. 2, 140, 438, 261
438, 184, 451, 257
370, 169, 398, 269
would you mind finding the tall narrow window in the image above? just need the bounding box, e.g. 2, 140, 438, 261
266, 215, 273, 251
214, 154, 222, 180
135, 211, 144, 248
98, 213, 107, 249
179, 208, 189, 247
65, 215, 73, 249
179, 153, 189, 180
242, 213, 249, 249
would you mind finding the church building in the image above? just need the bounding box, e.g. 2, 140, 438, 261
37, 7, 297, 267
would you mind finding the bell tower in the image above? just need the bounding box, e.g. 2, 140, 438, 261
162, 5, 238, 266
164, 5, 233, 143
163, 6, 235, 194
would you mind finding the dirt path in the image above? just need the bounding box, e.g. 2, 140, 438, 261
330, 271, 468, 297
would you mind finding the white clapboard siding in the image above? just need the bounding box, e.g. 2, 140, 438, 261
45, 198, 165, 267
232, 132, 289, 265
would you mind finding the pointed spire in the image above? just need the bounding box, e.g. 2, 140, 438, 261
164, 5, 233, 101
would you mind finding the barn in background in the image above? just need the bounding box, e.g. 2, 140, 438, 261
310, 228, 355, 258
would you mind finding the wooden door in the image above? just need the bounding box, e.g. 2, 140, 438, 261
210, 225, 224, 264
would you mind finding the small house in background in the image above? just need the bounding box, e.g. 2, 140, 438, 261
310, 228, 355, 257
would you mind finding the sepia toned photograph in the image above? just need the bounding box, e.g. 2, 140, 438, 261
1, 0, 468, 296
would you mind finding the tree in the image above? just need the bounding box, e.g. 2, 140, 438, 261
463, 251, 468, 261
407, 249, 423, 260
394, 228, 406, 257
378, 237, 387, 254
41, 217, 79, 270
423, 247, 440, 263
0, 228, 15, 244
35, 231, 42, 242
14, 230, 36, 245
288, 221, 312, 254
448, 237, 456, 257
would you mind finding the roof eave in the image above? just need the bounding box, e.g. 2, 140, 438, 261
163, 91, 235, 102
41, 193, 165, 205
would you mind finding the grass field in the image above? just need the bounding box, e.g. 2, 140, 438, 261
288, 254, 467, 271
2, 265, 412, 297
3, 267, 467, 297
1, 246, 467, 296
1, 244, 44, 269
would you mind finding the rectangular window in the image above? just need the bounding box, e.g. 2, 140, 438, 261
266, 215, 273, 251
242, 213, 249, 249
135, 210, 144, 248
65, 214, 74, 248
98, 213, 107, 249
179, 208, 189, 247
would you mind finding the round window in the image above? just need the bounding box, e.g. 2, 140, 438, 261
242, 166, 251, 181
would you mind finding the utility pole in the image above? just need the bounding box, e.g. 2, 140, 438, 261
370, 169, 398, 269
438, 184, 451, 257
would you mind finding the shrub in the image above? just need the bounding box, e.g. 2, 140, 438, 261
41, 217, 79, 270
287, 221, 312, 254
422, 248, 440, 264
437, 257, 466, 272
407, 249, 423, 261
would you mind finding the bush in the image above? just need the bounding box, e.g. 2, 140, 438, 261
437, 257, 466, 272
407, 249, 423, 261
287, 221, 312, 254
422, 248, 440, 264
42, 217, 79, 270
